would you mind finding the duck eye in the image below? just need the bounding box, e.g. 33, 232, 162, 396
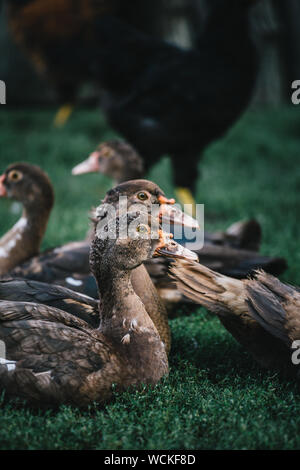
102, 148, 112, 157
8, 170, 22, 182
136, 224, 148, 234
137, 192, 148, 201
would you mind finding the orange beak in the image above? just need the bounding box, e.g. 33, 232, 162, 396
0, 174, 7, 197
158, 195, 175, 205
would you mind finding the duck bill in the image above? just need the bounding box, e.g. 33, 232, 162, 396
72, 152, 100, 175
159, 203, 199, 229
0, 174, 7, 197
154, 231, 198, 261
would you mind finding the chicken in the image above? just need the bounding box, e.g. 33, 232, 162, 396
88, 0, 259, 207
6, 0, 258, 191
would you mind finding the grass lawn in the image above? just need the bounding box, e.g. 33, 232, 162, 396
0, 105, 300, 450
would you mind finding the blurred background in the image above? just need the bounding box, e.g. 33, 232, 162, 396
1, 0, 300, 107
1, 1, 300, 450
0, 0, 299, 249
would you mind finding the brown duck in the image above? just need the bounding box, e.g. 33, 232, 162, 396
72, 140, 145, 185
0, 162, 96, 285
0, 163, 54, 275
0, 167, 173, 349
4, 179, 197, 353
171, 259, 300, 377
0, 212, 196, 407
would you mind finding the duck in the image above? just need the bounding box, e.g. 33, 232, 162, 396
170, 259, 300, 377
72, 139, 145, 185
0, 212, 197, 407
0, 162, 97, 292
0, 163, 54, 276
4, 179, 198, 353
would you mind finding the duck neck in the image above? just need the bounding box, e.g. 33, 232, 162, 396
111, 162, 144, 185
0, 201, 51, 275
22, 200, 51, 244
116, 166, 144, 185
95, 264, 168, 382
97, 267, 149, 334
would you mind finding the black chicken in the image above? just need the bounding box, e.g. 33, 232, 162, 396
88, 0, 259, 206
6, 0, 258, 203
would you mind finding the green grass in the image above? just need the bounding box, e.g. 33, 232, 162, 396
0, 106, 300, 450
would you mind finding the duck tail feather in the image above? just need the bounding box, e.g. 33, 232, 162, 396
245, 277, 289, 345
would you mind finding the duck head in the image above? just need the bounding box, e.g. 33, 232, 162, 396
90, 211, 197, 276
0, 162, 54, 210
72, 140, 144, 183
94, 179, 199, 230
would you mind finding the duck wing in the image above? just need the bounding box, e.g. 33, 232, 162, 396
6, 241, 90, 284
246, 271, 300, 347
0, 301, 111, 406
5, 241, 99, 297
0, 279, 99, 327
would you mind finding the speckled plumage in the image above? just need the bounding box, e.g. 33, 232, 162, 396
3, 179, 172, 352
0, 278, 99, 327
0, 213, 170, 407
